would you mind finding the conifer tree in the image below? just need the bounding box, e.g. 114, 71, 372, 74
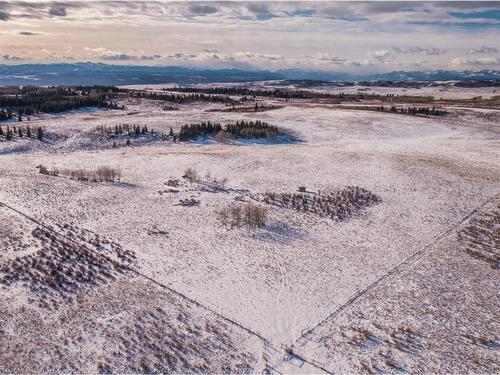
36, 127, 43, 141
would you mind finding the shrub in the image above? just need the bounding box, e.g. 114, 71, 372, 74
183, 167, 199, 183
258, 186, 380, 220
60, 166, 121, 182
218, 203, 267, 231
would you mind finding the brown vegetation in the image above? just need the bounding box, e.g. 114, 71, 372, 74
0, 226, 134, 307
37, 164, 122, 183
256, 186, 381, 220
457, 202, 499, 269
218, 203, 267, 231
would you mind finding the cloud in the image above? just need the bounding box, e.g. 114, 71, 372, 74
49, 3, 68, 17
1, 1, 500, 72
101, 53, 163, 61
18, 31, 40, 36
310, 53, 362, 67
188, 3, 218, 16
0, 10, 9, 21
451, 56, 500, 66
394, 47, 446, 55
467, 46, 499, 54
1, 54, 22, 61
85, 47, 163, 61
373, 49, 390, 58
247, 3, 270, 15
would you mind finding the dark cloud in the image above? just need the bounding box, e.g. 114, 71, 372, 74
247, 3, 270, 15
49, 3, 68, 17
0, 10, 9, 21
1, 54, 22, 61
18, 31, 40, 36
189, 3, 218, 16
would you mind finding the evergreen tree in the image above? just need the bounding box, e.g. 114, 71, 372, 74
36, 127, 43, 141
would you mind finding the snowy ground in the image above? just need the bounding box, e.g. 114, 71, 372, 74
0, 92, 499, 373
123, 81, 500, 100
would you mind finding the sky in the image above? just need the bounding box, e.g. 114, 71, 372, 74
0, 1, 500, 73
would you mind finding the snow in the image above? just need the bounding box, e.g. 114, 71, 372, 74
1, 92, 499, 373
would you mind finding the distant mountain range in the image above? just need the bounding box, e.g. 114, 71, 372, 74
0, 63, 499, 86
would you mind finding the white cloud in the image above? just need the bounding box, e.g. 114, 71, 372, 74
394, 47, 446, 56
373, 50, 390, 58
451, 57, 500, 66
1, 1, 500, 72
85, 47, 163, 61
467, 46, 499, 54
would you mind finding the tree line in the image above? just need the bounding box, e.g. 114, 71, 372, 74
0, 125, 43, 141
377, 105, 447, 116
178, 120, 280, 141
0, 86, 120, 115
95, 124, 153, 137
168, 86, 337, 99
126, 90, 238, 104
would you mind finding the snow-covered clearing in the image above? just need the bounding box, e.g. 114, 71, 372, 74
1, 94, 499, 373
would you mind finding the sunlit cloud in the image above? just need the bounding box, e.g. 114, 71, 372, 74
0, 1, 499, 72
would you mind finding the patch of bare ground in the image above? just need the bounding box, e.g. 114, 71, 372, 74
294, 196, 500, 374
0, 277, 259, 374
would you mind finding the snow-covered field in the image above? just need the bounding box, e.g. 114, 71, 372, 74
1, 93, 499, 373
123, 81, 500, 100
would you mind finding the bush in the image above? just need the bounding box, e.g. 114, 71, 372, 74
183, 167, 199, 183
218, 203, 267, 231
60, 166, 121, 182
258, 186, 380, 220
